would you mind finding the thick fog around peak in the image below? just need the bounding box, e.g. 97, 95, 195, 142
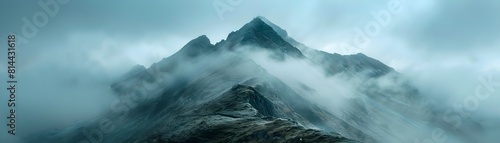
239, 47, 497, 142
246, 50, 355, 106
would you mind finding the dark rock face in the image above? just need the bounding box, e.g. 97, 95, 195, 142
216, 17, 304, 59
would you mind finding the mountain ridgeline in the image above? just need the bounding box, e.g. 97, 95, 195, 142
31, 17, 484, 143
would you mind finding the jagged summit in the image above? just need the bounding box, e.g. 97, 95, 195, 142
217, 17, 304, 58
257, 16, 289, 40
176, 35, 214, 57
162, 17, 304, 60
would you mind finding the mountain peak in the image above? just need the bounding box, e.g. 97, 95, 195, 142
235, 17, 275, 38
248, 16, 268, 27
177, 35, 214, 57
221, 17, 304, 59
186, 35, 211, 47
257, 16, 289, 38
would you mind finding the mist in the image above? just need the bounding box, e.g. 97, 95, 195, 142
236, 47, 500, 142
0, 31, 192, 142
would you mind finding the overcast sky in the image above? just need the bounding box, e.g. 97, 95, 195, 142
1, 0, 500, 141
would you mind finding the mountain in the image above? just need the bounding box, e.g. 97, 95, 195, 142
215, 17, 304, 59
28, 17, 484, 143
